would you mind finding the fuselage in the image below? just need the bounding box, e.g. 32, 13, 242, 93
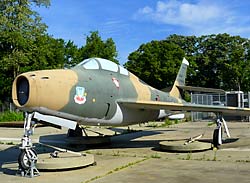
12, 58, 184, 126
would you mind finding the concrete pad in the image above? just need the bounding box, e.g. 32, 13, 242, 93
1, 150, 95, 173
37, 152, 95, 170
159, 140, 212, 152
0, 122, 250, 183
90, 158, 250, 183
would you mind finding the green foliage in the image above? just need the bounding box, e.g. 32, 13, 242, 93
64, 40, 80, 68
145, 122, 158, 128
213, 150, 217, 161
112, 150, 120, 156
174, 119, 179, 124
78, 31, 119, 65
84, 158, 147, 183
0, 111, 24, 122
183, 91, 191, 102
5, 141, 14, 145
0, 0, 52, 102
186, 152, 192, 160
64, 31, 119, 68
1, 0, 250, 105
166, 33, 250, 91
162, 119, 173, 127
207, 122, 215, 126
125, 40, 185, 89
0, 0, 79, 102
30, 0, 50, 7
126, 33, 250, 92
150, 153, 161, 159
146, 119, 182, 128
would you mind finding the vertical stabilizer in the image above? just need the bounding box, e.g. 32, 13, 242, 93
169, 58, 189, 99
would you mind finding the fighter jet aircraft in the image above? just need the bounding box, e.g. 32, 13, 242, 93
12, 57, 250, 174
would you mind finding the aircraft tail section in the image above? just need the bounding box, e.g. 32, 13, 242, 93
169, 58, 189, 99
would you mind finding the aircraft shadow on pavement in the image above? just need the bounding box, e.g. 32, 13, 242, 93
197, 138, 239, 144
38, 128, 176, 151
0, 127, 176, 175
0, 130, 240, 175
0, 145, 20, 175
0, 143, 58, 175
38, 129, 239, 152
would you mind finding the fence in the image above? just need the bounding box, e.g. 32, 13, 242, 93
191, 91, 250, 122
0, 102, 16, 113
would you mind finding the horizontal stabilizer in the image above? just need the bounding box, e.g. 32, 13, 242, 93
177, 85, 225, 94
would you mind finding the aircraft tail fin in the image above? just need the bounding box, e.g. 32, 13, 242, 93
169, 58, 189, 99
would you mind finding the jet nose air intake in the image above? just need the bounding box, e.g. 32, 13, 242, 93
16, 76, 29, 106
12, 69, 79, 110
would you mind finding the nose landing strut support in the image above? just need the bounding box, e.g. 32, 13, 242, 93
17, 112, 39, 178
213, 113, 231, 148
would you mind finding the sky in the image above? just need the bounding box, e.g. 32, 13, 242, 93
33, 0, 250, 64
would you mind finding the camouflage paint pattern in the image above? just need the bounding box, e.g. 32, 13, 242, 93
12, 58, 250, 126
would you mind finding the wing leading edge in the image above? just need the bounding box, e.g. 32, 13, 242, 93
118, 100, 250, 116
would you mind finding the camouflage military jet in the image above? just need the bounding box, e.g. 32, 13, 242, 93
12, 57, 250, 173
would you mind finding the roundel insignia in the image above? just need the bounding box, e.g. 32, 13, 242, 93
112, 77, 120, 89
74, 86, 86, 104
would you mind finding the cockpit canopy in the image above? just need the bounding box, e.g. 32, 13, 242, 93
75, 58, 129, 76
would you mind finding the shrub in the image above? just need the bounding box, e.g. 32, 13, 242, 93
0, 111, 24, 122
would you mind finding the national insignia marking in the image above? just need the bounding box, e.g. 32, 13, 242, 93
74, 86, 86, 104
112, 77, 120, 89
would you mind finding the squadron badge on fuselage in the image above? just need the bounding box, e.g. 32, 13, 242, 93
74, 86, 86, 104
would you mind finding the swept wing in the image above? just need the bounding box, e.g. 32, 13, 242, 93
119, 100, 250, 116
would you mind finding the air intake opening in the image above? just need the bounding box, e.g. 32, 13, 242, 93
16, 76, 29, 106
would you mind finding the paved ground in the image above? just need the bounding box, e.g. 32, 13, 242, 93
0, 121, 250, 183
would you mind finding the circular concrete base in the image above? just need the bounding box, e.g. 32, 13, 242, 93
36, 152, 95, 170
66, 136, 111, 145
159, 141, 212, 152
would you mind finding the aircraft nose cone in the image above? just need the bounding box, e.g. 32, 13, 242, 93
12, 69, 78, 110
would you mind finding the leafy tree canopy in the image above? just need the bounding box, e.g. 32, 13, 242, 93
1, 0, 250, 105
126, 33, 250, 92
0, 1, 119, 103
125, 40, 185, 89
0, 0, 60, 101
166, 33, 250, 91
64, 31, 119, 68
78, 31, 119, 65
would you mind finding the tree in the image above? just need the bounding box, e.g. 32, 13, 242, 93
0, 1, 121, 104
125, 40, 185, 89
125, 34, 250, 92
30, 36, 65, 70
0, 0, 48, 76
30, 0, 50, 7
78, 31, 119, 64
0, 0, 50, 102
64, 40, 80, 68
166, 34, 250, 91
